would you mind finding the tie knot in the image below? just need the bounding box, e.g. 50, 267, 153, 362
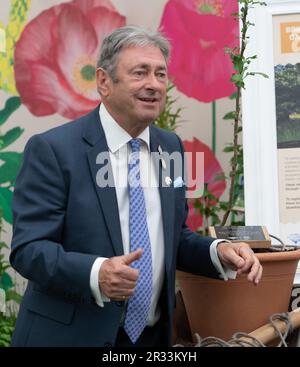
129, 139, 141, 153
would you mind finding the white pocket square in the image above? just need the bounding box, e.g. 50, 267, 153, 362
174, 176, 185, 188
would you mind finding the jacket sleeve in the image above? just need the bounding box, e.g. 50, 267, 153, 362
10, 134, 98, 302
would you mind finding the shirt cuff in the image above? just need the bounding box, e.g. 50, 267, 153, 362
210, 239, 237, 281
90, 257, 111, 307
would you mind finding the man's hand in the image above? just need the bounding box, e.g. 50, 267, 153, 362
217, 242, 263, 285
98, 249, 142, 301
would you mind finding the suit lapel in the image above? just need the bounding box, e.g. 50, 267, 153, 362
84, 108, 123, 256
150, 127, 175, 276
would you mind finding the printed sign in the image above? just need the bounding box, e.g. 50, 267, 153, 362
208, 226, 271, 249
280, 22, 300, 53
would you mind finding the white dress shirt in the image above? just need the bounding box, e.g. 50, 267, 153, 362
90, 103, 236, 326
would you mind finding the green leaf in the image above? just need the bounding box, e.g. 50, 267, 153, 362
0, 127, 24, 150
229, 91, 238, 100
0, 263, 11, 272
0, 152, 23, 166
223, 146, 234, 153
254, 72, 269, 78
0, 162, 18, 184
0, 97, 21, 127
0, 272, 13, 291
232, 55, 244, 73
0, 187, 13, 224
0, 152, 23, 184
247, 55, 258, 61
0, 242, 8, 251
6, 290, 22, 304
0, 335, 11, 345
215, 174, 226, 182
219, 202, 229, 211
223, 111, 237, 120
231, 74, 243, 83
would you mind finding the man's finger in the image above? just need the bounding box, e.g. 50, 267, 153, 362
247, 261, 263, 284
122, 248, 143, 265
255, 264, 263, 284
109, 287, 136, 301
224, 247, 245, 269
118, 279, 137, 289
236, 246, 257, 274
120, 266, 139, 282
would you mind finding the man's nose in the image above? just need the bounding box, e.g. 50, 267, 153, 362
144, 73, 162, 90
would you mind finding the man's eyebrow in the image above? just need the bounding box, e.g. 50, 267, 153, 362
156, 65, 167, 71
129, 64, 167, 71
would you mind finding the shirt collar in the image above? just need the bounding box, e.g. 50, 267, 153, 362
99, 103, 150, 153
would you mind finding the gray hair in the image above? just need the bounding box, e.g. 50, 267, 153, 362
97, 25, 170, 81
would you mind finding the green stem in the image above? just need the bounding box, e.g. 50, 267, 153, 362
221, 1, 249, 226
212, 100, 216, 154
231, 211, 236, 225
202, 183, 209, 235
221, 88, 241, 226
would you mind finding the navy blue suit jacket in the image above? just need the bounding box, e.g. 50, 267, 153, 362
10, 107, 219, 346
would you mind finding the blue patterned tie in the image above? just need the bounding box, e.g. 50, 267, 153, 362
124, 138, 153, 344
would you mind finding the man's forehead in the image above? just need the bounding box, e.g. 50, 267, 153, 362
118, 45, 167, 68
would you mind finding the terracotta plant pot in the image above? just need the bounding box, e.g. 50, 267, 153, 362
176, 249, 300, 341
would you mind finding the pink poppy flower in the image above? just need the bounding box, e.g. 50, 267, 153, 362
14, 0, 125, 119
159, 0, 238, 102
183, 137, 226, 231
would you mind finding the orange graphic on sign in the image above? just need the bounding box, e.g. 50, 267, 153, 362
280, 22, 300, 53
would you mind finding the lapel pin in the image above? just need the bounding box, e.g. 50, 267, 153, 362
165, 176, 172, 187
158, 145, 166, 170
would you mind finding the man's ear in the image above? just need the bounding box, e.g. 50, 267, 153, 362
96, 68, 111, 97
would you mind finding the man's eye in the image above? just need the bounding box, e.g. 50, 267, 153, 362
157, 72, 167, 79
134, 70, 145, 76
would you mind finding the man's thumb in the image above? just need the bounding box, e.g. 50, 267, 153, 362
123, 249, 143, 265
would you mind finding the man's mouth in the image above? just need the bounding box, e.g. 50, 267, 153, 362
138, 97, 158, 103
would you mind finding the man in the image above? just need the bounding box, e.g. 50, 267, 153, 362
10, 25, 262, 347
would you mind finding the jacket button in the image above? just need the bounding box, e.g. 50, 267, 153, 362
104, 342, 113, 347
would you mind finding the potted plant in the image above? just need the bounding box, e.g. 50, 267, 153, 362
176, 0, 300, 343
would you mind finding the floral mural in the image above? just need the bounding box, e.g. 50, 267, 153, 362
159, 0, 238, 231
183, 138, 226, 231
0, 0, 31, 226
14, 0, 126, 119
0, 0, 239, 238
159, 0, 238, 102
0, 0, 31, 95
0, 0, 31, 346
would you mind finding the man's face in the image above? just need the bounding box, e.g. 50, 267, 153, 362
98, 45, 168, 135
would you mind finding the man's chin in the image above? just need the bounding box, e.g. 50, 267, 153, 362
139, 112, 161, 124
